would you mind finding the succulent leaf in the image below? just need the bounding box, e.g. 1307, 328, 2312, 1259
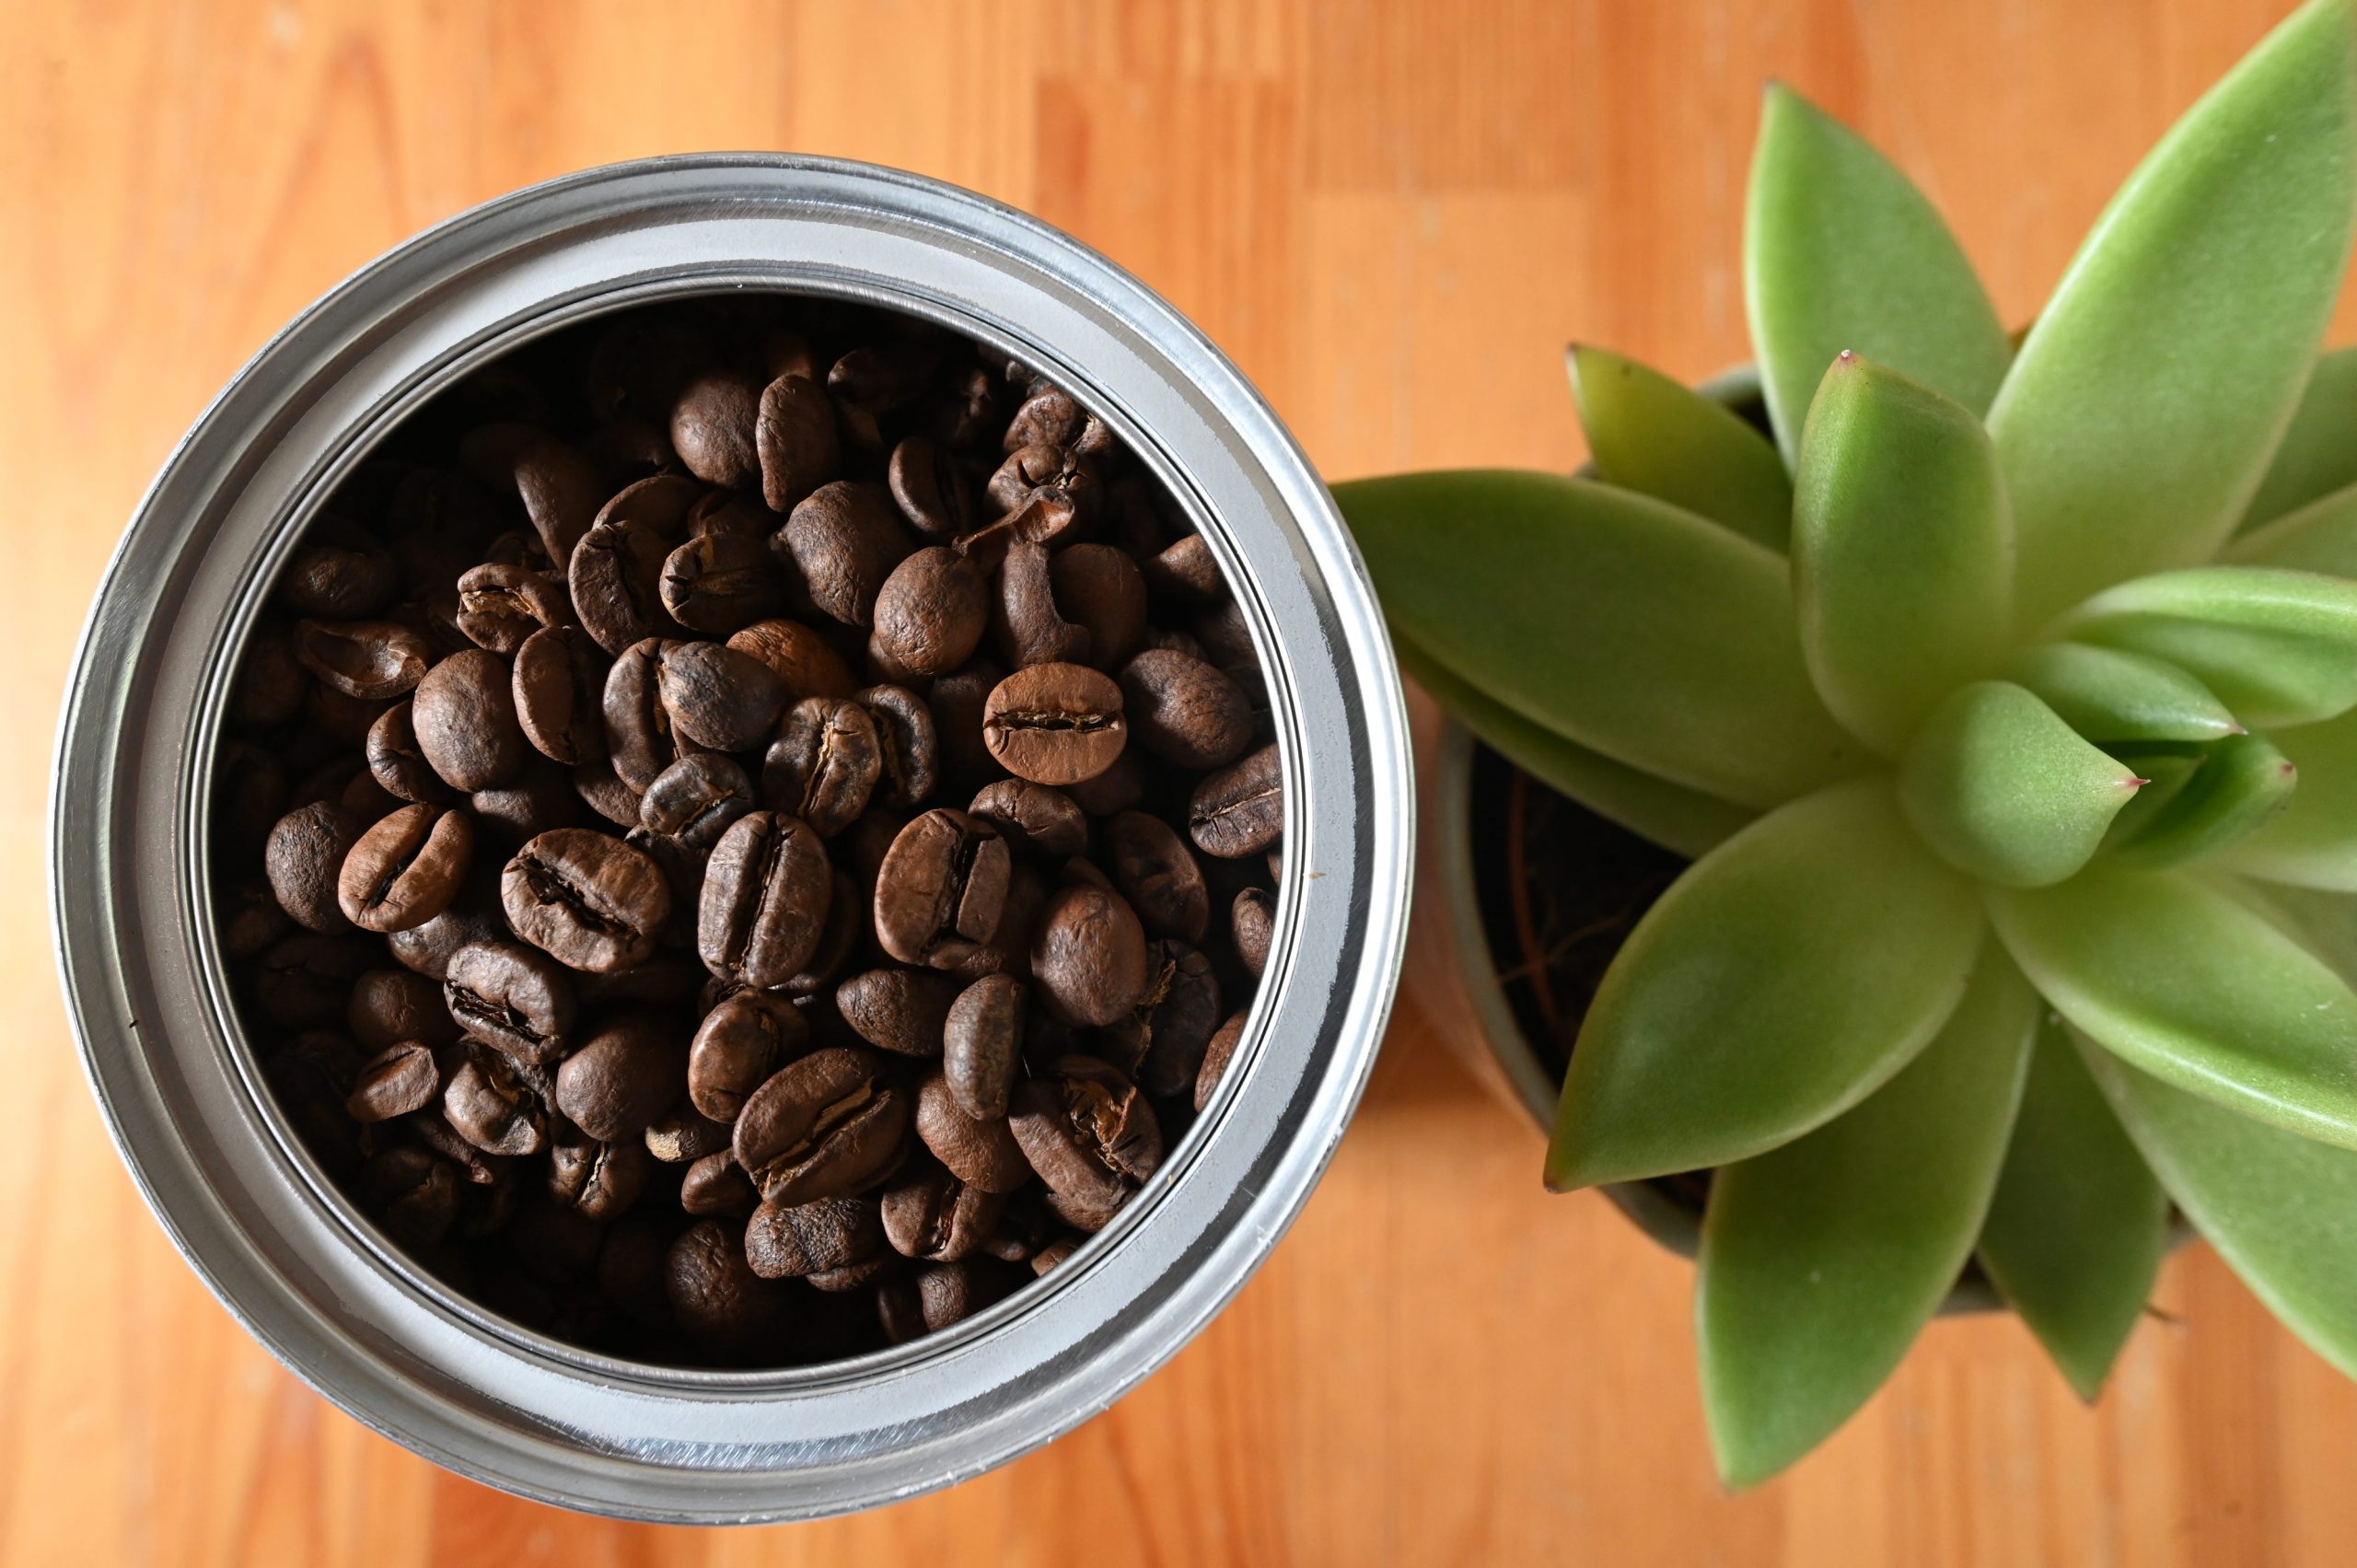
1549, 778, 1985, 1190
2244, 346, 2357, 528
2225, 476, 2357, 575
1975, 1016, 2171, 1400
2219, 709, 2357, 889
1566, 345, 1794, 551
1792, 354, 2014, 754
1898, 682, 2143, 888
1335, 471, 1864, 808
1988, 865, 2357, 1151
1745, 84, 2011, 467
2055, 565, 2357, 728
1698, 949, 2036, 1489
2005, 641, 2241, 744
2109, 732, 2298, 868
2084, 1041, 2357, 1383
1397, 631, 1753, 859
1989, 0, 2357, 629
2099, 752, 2204, 850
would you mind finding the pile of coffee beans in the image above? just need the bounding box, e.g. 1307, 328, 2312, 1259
215, 295, 1283, 1365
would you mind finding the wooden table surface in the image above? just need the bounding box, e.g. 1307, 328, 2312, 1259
9, 2, 2357, 1562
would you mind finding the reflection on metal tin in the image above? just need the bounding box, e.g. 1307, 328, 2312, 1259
52, 157, 1411, 1522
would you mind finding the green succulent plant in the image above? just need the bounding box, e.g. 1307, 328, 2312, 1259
1339, 0, 2357, 1488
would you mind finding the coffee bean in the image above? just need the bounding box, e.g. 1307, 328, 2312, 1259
872, 546, 988, 678
468, 425, 603, 568
781, 869, 862, 996
698, 811, 832, 988
291, 619, 430, 703
1131, 942, 1222, 1100
985, 442, 1097, 520
1146, 532, 1225, 604
455, 563, 572, 655
881, 1165, 1003, 1263
346, 1041, 443, 1122
513, 628, 610, 770
280, 521, 398, 620
670, 372, 763, 491
762, 696, 879, 835
645, 1103, 735, 1163
443, 1044, 551, 1156
912, 1070, 1033, 1194
388, 901, 506, 982
953, 489, 1078, 573
1196, 1008, 1248, 1112
347, 968, 458, 1052
548, 1131, 650, 1221
365, 701, 454, 804
1105, 810, 1209, 943
501, 829, 671, 973
1189, 742, 1282, 858
756, 373, 841, 511
1008, 1055, 1160, 1208
337, 801, 473, 933
1051, 544, 1148, 672
834, 967, 959, 1058
993, 539, 1091, 668
967, 779, 1086, 858
745, 1196, 884, 1280
443, 940, 575, 1064
266, 801, 363, 934
592, 471, 701, 538
1118, 648, 1251, 769
690, 991, 807, 1122
981, 663, 1126, 787
600, 637, 690, 792
858, 684, 937, 809
666, 1219, 789, 1350
1231, 888, 1274, 979
780, 481, 912, 626
362, 1144, 460, 1247
732, 1047, 910, 1206
555, 1010, 686, 1141
873, 809, 1010, 970
1031, 1237, 1080, 1275
413, 649, 529, 792
640, 753, 756, 850
726, 618, 858, 700
1029, 884, 1148, 1028
886, 436, 972, 540
1004, 385, 1086, 453
656, 639, 785, 751
573, 758, 644, 828
661, 530, 783, 635
680, 1150, 761, 1216
944, 974, 1023, 1120
569, 517, 678, 656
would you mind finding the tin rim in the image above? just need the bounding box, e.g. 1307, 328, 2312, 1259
51, 155, 1412, 1521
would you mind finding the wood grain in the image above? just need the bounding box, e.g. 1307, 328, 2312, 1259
6, 1, 2356, 1562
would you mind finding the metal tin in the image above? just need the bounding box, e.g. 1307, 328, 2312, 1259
52, 156, 1412, 1522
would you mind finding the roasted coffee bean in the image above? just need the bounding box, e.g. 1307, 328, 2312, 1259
1232, 887, 1275, 978
835, 968, 959, 1058
601, 637, 689, 792
510, 627, 609, 767
656, 639, 785, 751
858, 684, 937, 809
337, 803, 472, 934
913, 1258, 1013, 1332
780, 481, 912, 626
443, 1045, 551, 1156
1031, 1236, 1081, 1274
985, 442, 1097, 520
756, 373, 841, 511
1105, 810, 1209, 943
1131, 942, 1222, 1100
993, 539, 1090, 668
886, 436, 972, 540
662, 530, 782, 635
681, 1150, 761, 1215
465, 425, 604, 567
1004, 385, 1086, 453
967, 779, 1086, 858
762, 696, 879, 835
669, 371, 763, 491
361, 1144, 460, 1247
548, 1131, 650, 1221
1118, 648, 1251, 769
881, 1165, 1002, 1263
556, 1011, 685, 1141
690, 990, 807, 1122
280, 521, 398, 620
347, 968, 455, 1051
981, 663, 1126, 786
1008, 1055, 1161, 1208
981, 1188, 1052, 1263
727, 618, 857, 700
455, 563, 572, 655
1196, 1008, 1248, 1112
745, 1196, 884, 1280
233, 629, 309, 727
501, 829, 671, 973
413, 649, 528, 792
220, 880, 290, 959
912, 1070, 1033, 1194
781, 869, 862, 996
1146, 532, 1225, 604
871, 547, 987, 678
295, 619, 432, 701
443, 940, 575, 1064
640, 753, 756, 850
645, 1104, 736, 1164
699, 811, 831, 988
666, 1219, 788, 1349
594, 471, 701, 538
733, 1047, 910, 1206
873, 809, 1010, 969
944, 974, 1023, 1120
265, 801, 363, 934
469, 761, 584, 854
569, 517, 678, 656
1190, 742, 1282, 858
954, 488, 1079, 573
1029, 884, 1148, 1028
1051, 544, 1148, 672
877, 1276, 927, 1345
928, 658, 1007, 793
365, 701, 453, 804
346, 1041, 443, 1122
572, 759, 644, 828
388, 901, 506, 982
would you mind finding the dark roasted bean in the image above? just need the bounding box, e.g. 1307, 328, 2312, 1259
455, 563, 572, 655
698, 811, 832, 988
413, 648, 529, 792
645, 1104, 736, 1164
762, 696, 879, 835
500, 829, 671, 973
887, 436, 972, 540
661, 529, 783, 635
1232, 888, 1275, 979
872, 546, 988, 678
1196, 1008, 1248, 1112
981, 663, 1126, 786
443, 940, 575, 1064
680, 1150, 761, 1216
1118, 647, 1251, 769
365, 701, 453, 804
555, 1010, 685, 1141
858, 684, 937, 809
337, 802, 473, 933
641, 753, 756, 850
657, 639, 785, 751
670, 372, 763, 491
873, 809, 1010, 970
780, 481, 912, 626
295, 619, 433, 701
727, 617, 858, 701
690, 990, 807, 1122
265, 801, 363, 934
745, 1196, 885, 1280
569, 517, 679, 656
443, 1045, 551, 1156
967, 779, 1087, 857
913, 1070, 1033, 1194
732, 1047, 910, 1206
346, 1041, 443, 1122
1190, 742, 1283, 858
757, 373, 841, 512
835, 967, 959, 1058
881, 1165, 1003, 1263
944, 973, 1023, 1120
1008, 1055, 1160, 1208
666, 1219, 789, 1349
1029, 883, 1148, 1028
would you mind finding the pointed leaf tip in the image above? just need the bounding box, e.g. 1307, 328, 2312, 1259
1899, 682, 2138, 888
